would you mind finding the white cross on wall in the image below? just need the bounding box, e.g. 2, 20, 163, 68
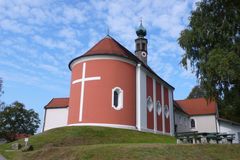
72, 62, 101, 122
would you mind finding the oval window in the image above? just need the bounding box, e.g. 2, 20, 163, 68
156, 100, 162, 115
147, 96, 153, 112
112, 87, 123, 110
164, 105, 169, 119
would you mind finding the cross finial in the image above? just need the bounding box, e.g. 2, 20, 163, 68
140, 17, 142, 24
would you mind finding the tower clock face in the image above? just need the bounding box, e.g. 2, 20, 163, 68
141, 51, 147, 57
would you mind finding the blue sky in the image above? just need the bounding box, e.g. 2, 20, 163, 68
0, 0, 198, 131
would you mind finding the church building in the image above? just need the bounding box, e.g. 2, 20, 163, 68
43, 23, 175, 135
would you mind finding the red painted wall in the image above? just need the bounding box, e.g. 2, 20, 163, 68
156, 82, 162, 131
164, 86, 170, 133
68, 59, 136, 126
146, 76, 154, 129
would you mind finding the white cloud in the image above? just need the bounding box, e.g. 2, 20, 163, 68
0, 0, 200, 115
58, 27, 77, 39
0, 19, 33, 34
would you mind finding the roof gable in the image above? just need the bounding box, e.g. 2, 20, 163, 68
45, 98, 69, 109
84, 36, 130, 57
68, 35, 175, 90
175, 98, 217, 116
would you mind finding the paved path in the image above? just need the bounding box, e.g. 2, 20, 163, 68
0, 154, 6, 160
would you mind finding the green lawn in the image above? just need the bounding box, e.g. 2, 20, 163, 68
1, 126, 240, 160
0, 126, 175, 159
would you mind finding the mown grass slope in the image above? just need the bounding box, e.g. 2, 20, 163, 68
1, 126, 240, 160
21, 143, 240, 160
0, 126, 176, 159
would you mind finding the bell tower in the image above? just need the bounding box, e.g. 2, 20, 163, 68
135, 21, 148, 65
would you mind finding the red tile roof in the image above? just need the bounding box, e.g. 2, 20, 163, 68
84, 36, 128, 57
68, 35, 175, 90
175, 98, 217, 116
45, 98, 69, 109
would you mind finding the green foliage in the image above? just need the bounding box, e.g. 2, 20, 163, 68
179, 0, 240, 122
187, 85, 206, 99
0, 101, 40, 142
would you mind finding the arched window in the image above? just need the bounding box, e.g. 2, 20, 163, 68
142, 43, 145, 51
112, 87, 123, 110
136, 43, 140, 51
191, 119, 195, 128
114, 90, 119, 107
147, 96, 153, 112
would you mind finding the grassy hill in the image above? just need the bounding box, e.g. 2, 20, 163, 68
0, 126, 175, 159
0, 126, 240, 160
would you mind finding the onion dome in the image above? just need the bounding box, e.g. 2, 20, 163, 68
136, 22, 146, 37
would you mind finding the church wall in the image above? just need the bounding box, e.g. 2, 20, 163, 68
164, 86, 170, 133
146, 76, 154, 129
68, 59, 136, 127
68, 63, 83, 124
138, 66, 147, 130
141, 66, 174, 135
156, 82, 163, 132
169, 89, 174, 135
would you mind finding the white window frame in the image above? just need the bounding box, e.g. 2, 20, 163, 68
112, 87, 123, 110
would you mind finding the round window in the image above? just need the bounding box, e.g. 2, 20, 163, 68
147, 96, 153, 112
164, 105, 169, 119
156, 100, 162, 115
141, 51, 147, 57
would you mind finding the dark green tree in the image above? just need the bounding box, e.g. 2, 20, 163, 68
0, 101, 40, 141
179, 0, 240, 122
187, 85, 206, 99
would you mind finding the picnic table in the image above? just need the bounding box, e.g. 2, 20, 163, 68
176, 132, 235, 144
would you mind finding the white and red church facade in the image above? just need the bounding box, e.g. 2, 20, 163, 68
43, 23, 175, 135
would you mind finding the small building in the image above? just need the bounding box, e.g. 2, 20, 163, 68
174, 101, 190, 133
175, 98, 240, 143
43, 98, 69, 131
218, 118, 240, 143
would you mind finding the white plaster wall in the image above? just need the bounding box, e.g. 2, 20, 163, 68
44, 108, 69, 131
219, 121, 240, 143
190, 115, 217, 133
139, 67, 147, 130
174, 110, 190, 133
169, 89, 174, 135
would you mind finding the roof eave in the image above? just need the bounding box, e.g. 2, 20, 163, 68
45, 106, 69, 109
68, 53, 138, 71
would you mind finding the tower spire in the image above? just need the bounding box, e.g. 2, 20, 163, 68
135, 20, 148, 64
